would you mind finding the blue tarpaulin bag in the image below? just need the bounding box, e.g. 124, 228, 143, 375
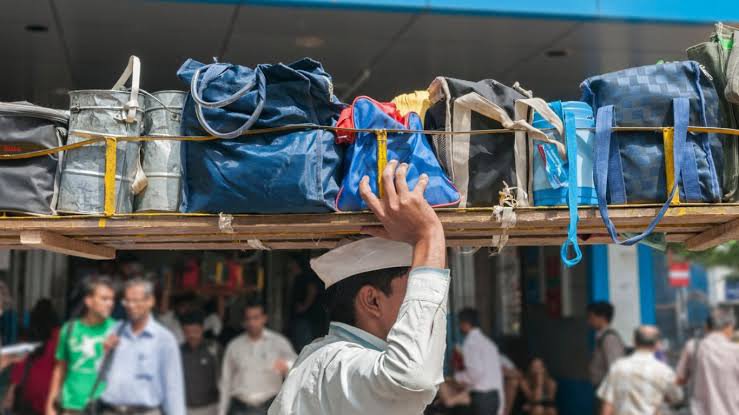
336, 96, 460, 211
581, 61, 724, 245
176, 58, 344, 213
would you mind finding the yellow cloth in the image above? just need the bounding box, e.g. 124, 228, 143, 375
391, 90, 431, 122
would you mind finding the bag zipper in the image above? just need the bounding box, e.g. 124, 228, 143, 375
0, 102, 69, 125
699, 64, 714, 81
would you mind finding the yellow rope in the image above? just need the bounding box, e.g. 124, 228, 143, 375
2, 124, 739, 219
2, 125, 738, 161
663, 128, 680, 205
375, 129, 388, 198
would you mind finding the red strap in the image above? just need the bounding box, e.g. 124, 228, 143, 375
335, 98, 408, 144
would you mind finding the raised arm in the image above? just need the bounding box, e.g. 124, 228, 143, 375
330, 161, 449, 399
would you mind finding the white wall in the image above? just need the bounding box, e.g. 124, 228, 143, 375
607, 245, 641, 346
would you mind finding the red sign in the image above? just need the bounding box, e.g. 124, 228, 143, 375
669, 262, 691, 287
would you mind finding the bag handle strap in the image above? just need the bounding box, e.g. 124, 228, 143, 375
190, 64, 267, 139
111, 56, 141, 124
594, 97, 689, 245
516, 97, 567, 160
454, 92, 567, 159
561, 111, 582, 266
84, 321, 128, 409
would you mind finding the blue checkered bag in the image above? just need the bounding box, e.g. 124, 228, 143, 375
581, 61, 724, 245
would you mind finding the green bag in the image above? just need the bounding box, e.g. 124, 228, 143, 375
687, 23, 739, 201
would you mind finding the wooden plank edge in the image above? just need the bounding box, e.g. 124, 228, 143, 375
104, 233, 695, 251
19, 231, 116, 260
684, 217, 739, 251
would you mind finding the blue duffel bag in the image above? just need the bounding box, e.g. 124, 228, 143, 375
176, 58, 344, 213
581, 61, 724, 245
336, 96, 460, 211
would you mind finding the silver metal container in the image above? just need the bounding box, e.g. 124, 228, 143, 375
134, 91, 187, 212
57, 56, 144, 215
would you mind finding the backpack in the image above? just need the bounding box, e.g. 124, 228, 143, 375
598, 328, 633, 356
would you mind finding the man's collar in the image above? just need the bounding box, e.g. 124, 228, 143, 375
707, 331, 731, 342
124, 314, 155, 338
329, 322, 387, 352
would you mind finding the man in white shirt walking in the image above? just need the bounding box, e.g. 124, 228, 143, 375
675, 306, 739, 415
454, 308, 504, 415
220, 299, 296, 415
597, 326, 682, 415
269, 161, 450, 415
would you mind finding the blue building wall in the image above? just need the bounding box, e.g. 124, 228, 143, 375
173, 0, 739, 23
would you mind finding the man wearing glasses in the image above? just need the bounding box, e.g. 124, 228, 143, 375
100, 278, 185, 415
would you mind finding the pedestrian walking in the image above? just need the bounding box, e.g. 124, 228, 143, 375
99, 278, 185, 415
675, 306, 739, 415
181, 311, 221, 415
597, 326, 682, 415
46, 277, 117, 415
587, 302, 625, 387
454, 308, 505, 415
219, 299, 295, 415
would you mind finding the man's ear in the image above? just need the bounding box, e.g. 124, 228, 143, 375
355, 285, 382, 320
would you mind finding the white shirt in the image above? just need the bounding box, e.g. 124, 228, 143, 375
219, 329, 297, 414
677, 332, 739, 415
268, 267, 450, 415
454, 328, 505, 414
500, 354, 515, 371
597, 350, 683, 415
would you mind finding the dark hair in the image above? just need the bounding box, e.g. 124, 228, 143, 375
325, 267, 409, 326
180, 311, 205, 326
587, 301, 615, 323
27, 298, 60, 358
458, 308, 480, 327
83, 276, 115, 298
705, 315, 715, 331
244, 296, 266, 314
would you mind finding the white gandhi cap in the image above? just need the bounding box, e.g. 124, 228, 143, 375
310, 237, 413, 288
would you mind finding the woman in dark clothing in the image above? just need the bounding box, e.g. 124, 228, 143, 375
520, 358, 558, 415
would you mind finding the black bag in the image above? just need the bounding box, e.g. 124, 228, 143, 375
0, 102, 68, 215
425, 77, 560, 208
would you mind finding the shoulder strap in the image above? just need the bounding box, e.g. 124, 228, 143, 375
85, 321, 127, 406
598, 328, 622, 347
65, 320, 77, 363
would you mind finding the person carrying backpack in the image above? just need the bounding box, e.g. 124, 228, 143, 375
587, 302, 626, 387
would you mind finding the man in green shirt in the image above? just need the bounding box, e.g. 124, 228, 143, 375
46, 277, 116, 415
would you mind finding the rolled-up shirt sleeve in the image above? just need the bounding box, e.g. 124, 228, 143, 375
596, 371, 616, 404
332, 267, 451, 402
663, 369, 684, 404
